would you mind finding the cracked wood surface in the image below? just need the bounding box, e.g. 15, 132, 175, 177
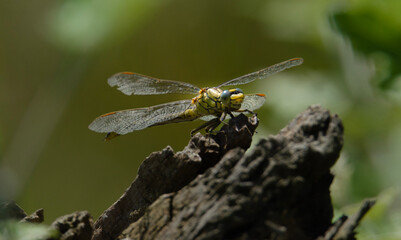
92, 114, 259, 240
118, 105, 344, 240
1, 106, 376, 240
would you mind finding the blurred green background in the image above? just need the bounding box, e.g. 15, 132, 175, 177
1, 0, 400, 238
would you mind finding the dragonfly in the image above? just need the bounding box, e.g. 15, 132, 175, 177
89, 58, 303, 141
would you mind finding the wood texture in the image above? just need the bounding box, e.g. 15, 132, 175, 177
92, 114, 259, 240
118, 105, 344, 240
2, 106, 375, 240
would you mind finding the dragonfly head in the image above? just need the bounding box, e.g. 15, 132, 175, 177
220, 88, 244, 111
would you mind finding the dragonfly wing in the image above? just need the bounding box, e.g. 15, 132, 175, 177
108, 72, 200, 95
239, 94, 266, 112
199, 115, 217, 121
89, 99, 194, 135
218, 58, 303, 87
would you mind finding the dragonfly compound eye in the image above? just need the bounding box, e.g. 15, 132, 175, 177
220, 90, 231, 104
235, 88, 243, 94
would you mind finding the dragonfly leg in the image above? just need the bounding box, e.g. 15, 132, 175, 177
219, 112, 227, 122
218, 112, 229, 126
190, 118, 221, 137
205, 118, 223, 133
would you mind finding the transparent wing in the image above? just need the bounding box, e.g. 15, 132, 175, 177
108, 72, 201, 95
218, 58, 303, 87
239, 94, 266, 111
199, 94, 266, 121
199, 115, 217, 121
89, 100, 194, 135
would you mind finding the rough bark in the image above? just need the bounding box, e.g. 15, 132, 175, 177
118, 105, 345, 240
318, 199, 375, 240
92, 114, 259, 240
0, 201, 44, 223
47, 211, 94, 240
90, 105, 375, 240
1, 105, 375, 240
20, 208, 44, 223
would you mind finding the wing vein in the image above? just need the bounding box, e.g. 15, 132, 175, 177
218, 58, 303, 87
108, 72, 200, 95
88, 100, 195, 135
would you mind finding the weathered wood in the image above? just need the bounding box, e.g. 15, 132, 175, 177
20, 208, 44, 223
119, 105, 345, 240
92, 114, 259, 240
47, 211, 93, 240
0, 201, 44, 223
1, 106, 375, 239
319, 199, 376, 240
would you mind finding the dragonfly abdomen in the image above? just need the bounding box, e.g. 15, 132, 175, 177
149, 107, 201, 127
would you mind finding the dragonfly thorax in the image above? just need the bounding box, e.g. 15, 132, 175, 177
193, 87, 244, 116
